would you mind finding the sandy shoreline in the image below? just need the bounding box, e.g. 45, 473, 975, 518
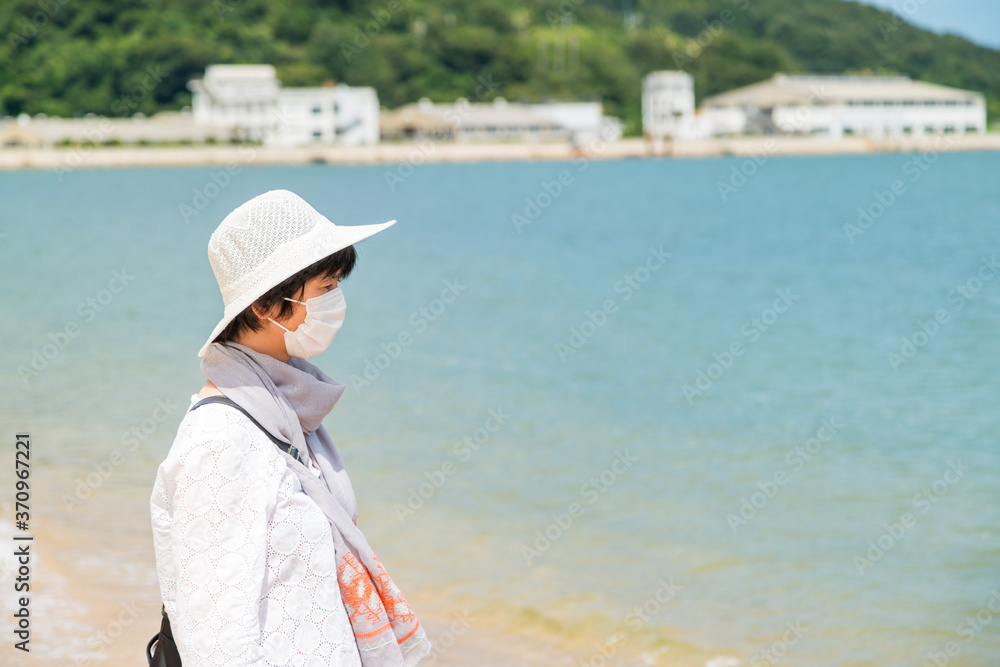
0, 514, 540, 667
1, 134, 999, 172
0, 479, 632, 667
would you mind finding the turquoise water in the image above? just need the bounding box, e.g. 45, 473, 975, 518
1, 152, 998, 666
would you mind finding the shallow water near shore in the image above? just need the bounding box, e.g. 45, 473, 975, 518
1, 153, 999, 665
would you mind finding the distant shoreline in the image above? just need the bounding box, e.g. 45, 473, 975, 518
2, 134, 999, 171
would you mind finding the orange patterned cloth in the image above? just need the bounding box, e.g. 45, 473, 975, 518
338, 552, 420, 644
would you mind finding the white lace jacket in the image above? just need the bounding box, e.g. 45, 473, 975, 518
150, 394, 363, 666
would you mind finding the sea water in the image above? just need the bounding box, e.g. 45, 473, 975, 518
1, 151, 998, 666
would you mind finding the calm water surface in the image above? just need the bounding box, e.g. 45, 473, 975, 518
1, 151, 998, 666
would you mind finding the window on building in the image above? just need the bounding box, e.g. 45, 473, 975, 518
843, 127, 855, 136
863, 100, 874, 107
965, 125, 978, 133
944, 125, 956, 134
945, 100, 957, 106
902, 126, 912, 135
312, 106, 322, 114
925, 125, 936, 134
312, 130, 322, 140
903, 101, 915, 106
923, 100, 936, 106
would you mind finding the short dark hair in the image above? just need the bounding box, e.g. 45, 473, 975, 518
214, 245, 357, 346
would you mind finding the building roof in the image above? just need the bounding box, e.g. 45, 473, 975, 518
643, 71, 694, 88
402, 98, 568, 130
380, 107, 454, 134
703, 74, 984, 108
279, 85, 376, 100
189, 65, 281, 102
204, 64, 277, 81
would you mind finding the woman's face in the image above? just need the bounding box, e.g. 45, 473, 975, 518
272, 273, 340, 333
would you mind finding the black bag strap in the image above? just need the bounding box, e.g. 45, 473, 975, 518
147, 605, 179, 666
190, 395, 305, 466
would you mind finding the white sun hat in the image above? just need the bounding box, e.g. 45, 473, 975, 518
197, 189, 396, 358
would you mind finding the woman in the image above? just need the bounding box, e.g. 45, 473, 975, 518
150, 189, 431, 666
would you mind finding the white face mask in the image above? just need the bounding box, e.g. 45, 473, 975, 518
267, 287, 346, 358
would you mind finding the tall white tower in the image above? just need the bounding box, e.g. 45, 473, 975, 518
642, 71, 695, 141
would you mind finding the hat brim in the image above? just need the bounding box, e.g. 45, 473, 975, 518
197, 217, 396, 358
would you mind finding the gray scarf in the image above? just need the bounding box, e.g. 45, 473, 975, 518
200, 341, 431, 666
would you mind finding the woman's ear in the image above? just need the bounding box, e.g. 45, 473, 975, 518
251, 302, 275, 322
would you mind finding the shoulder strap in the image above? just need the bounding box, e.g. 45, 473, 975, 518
190, 395, 306, 466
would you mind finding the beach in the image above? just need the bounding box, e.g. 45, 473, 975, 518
1, 134, 999, 172
0, 518, 589, 667
1, 474, 602, 667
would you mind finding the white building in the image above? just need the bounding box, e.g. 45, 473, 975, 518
528, 102, 619, 144
641, 71, 744, 141
275, 87, 379, 147
188, 64, 379, 146
381, 97, 622, 145
701, 73, 987, 139
642, 71, 695, 140
642, 71, 988, 140
189, 65, 279, 140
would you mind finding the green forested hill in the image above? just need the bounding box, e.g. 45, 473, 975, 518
2, 0, 998, 133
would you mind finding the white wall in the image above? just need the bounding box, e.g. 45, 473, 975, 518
530, 102, 606, 143
333, 86, 380, 146
773, 100, 987, 138
268, 87, 379, 147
